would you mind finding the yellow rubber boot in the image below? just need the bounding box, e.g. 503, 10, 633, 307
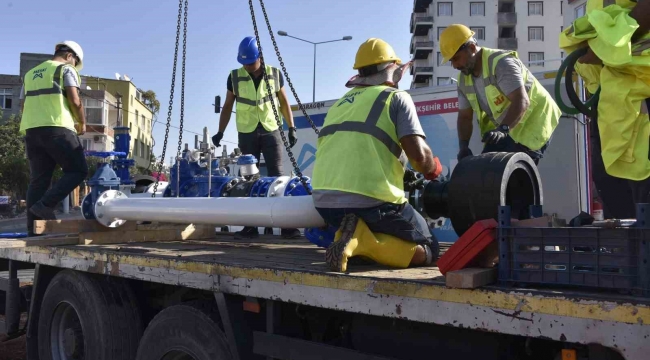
325, 214, 418, 272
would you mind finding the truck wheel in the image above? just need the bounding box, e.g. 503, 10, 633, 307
37, 270, 143, 360
136, 304, 232, 360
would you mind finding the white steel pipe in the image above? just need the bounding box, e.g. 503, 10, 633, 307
95, 192, 327, 228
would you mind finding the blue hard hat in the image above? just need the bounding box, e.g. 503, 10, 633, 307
237, 36, 260, 65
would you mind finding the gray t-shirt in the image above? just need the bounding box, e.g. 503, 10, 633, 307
312, 91, 426, 209
20, 65, 80, 100
458, 55, 526, 113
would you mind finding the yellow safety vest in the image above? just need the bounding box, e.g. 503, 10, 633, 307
21, 60, 80, 132
560, 0, 650, 67
230, 65, 282, 133
457, 48, 560, 151
312, 85, 407, 205
560, 0, 650, 181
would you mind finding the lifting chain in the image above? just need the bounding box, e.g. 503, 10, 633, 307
248, 0, 313, 194
257, 0, 320, 135
152, 0, 188, 197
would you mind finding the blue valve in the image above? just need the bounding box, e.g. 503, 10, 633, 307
84, 151, 127, 158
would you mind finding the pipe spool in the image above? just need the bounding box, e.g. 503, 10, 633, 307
92, 152, 542, 237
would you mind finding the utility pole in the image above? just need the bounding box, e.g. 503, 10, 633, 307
116, 93, 123, 127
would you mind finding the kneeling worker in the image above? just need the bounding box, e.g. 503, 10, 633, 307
311, 38, 443, 272
439, 24, 560, 164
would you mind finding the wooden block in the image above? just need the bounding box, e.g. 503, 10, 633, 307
0, 234, 79, 248
445, 267, 497, 289
511, 216, 566, 228
34, 219, 137, 235
80, 224, 215, 245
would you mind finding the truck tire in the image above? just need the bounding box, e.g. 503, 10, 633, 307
136, 304, 232, 360
447, 152, 543, 236
37, 270, 143, 360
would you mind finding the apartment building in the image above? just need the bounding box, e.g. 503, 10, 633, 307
82, 77, 154, 169
409, 0, 565, 89
565, 0, 588, 27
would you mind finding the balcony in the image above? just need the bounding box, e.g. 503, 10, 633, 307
498, 38, 518, 50
413, 0, 433, 13
497, 12, 517, 26
412, 67, 434, 84
410, 15, 434, 36
410, 38, 434, 59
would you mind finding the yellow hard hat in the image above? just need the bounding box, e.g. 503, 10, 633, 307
439, 24, 475, 65
353, 38, 402, 70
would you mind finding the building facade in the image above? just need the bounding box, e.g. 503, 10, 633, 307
81, 77, 154, 169
78, 90, 120, 154
409, 0, 565, 89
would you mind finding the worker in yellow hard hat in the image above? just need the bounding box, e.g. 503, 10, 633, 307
312, 38, 444, 272
440, 24, 561, 165
559, 0, 650, 213
19, 41, 88, 236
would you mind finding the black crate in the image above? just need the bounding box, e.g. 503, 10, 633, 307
497, 207, 650, 295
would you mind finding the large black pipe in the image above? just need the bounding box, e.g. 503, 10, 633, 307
409, 152, 544, 236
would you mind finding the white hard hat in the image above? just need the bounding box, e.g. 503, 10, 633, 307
55, 40, 84, 71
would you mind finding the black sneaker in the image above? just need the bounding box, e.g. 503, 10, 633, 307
29, 201, 57, 220
281, 228, 301, 239
234, 226, 259, 239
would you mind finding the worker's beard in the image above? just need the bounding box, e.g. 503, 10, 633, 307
459, 54, 478, 76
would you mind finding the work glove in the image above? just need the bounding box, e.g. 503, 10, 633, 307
457, 147, 473, 161
481, 127, 509, 145
212, 132, 223, 147
424, 157, 443, 181
288, 127, 298, 148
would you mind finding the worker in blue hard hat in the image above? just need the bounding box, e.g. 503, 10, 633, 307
212, 36, 300, 240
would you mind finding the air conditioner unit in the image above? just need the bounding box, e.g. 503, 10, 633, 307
93, 135, 105, 143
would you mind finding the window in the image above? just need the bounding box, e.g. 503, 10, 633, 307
561, 1, 563, 15
140, 142, 145, 159
437, 77, 452, 86
134, 139, 139, 157
437, 27, 446, 40
0, 89, 12, 110
470, 27, 485, 40
561, 51, 565, 59
470, 2, 485, 16
141, 114, 145, 128
437, 52, 450, 66
130, 95, 133, 105
575, 4, 586, 18
529, 52, 544, 67
438, 2, 452, 16
84, 98, 104, 124
81, 139, 92, 150
528, 27, 544, 41
135, 110, 139, 128
528, 1, 543, 15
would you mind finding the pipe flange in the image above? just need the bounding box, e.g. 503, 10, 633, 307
267, 176, 290, 197
94, 190, 129, 228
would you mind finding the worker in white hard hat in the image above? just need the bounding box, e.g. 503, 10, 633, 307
19, 41, 88, 236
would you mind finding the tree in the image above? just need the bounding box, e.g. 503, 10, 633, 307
0, 114, 29, 199
140, 90, 161, 115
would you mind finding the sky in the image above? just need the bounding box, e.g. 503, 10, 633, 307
0, 0, 415, 162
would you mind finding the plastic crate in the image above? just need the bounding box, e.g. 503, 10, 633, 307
497, 205, 650, 295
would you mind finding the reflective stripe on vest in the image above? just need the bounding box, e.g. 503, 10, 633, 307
231, 65, 282, 133
317, 88, 402, 158
312, 86, 407, 205
457, 47, 560, 151
21, 60, 79, 132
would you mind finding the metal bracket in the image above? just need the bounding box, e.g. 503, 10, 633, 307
214, 292, 241, 360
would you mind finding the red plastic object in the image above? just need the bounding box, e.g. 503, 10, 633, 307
438, 219, 498, 275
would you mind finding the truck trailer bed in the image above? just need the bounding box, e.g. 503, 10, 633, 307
0, 234, 649, 359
